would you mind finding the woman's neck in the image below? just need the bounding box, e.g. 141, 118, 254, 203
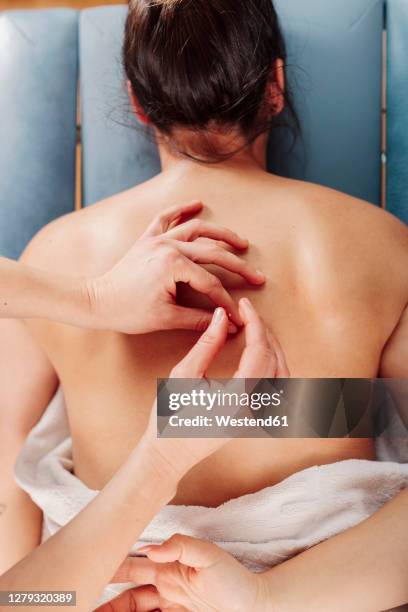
158, 133, 268, 175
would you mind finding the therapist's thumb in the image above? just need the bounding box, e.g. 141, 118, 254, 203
138, 534, 225, 569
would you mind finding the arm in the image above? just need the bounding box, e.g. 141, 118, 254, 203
112, 308, 408, 612
0, 439, 180, 610
116, 486, 408, 612
0, 202, 263, 573
0, 202, 264, 332
0, 318, 57, 573
265, 487, 408, 611
0, 301, 287, 611
0, 257, 89, 324
0, 202, 261, 568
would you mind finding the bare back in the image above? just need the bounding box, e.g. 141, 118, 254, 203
23, 165, 408, 506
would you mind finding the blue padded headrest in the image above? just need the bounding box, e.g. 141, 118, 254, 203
0, 1, 386, 260
80, 0, 383, 206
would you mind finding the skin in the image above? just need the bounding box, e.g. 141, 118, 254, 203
99, 484, 408, 612
0, 304, 288, 611
1, 304, 407, 611
0, 201, 263, 332
11, 136, 408, 503
0, 12, 405, 602
1, 83, 408, 589
0, 205, 263, 574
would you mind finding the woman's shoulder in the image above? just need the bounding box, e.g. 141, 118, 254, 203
20, 183, 154, 276
271, 175, 407, 249
263, 175, 408, 300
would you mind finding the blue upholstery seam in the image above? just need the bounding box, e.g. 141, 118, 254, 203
349, 0, 384, 31
4, 15, 35, 46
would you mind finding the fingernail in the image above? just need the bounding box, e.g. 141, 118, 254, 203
241, 297, 251, 309
213, 308, 225, 325
256, 270, 266, 281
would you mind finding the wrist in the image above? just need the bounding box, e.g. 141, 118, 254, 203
134, 435, 189, 491
76, 275, 125, 332
45, 273, 96, 329
77, 276, 106, 330
81, 275, 142, 334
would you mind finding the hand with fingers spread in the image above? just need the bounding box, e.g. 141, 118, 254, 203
86, 201, 265, 334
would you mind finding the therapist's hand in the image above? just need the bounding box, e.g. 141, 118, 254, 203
105, 534, 266, 612
86, 201, 265, 334
98, 298, 287, 612
141, 296, 289, 483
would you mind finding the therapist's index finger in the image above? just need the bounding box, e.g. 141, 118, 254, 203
167, 219, 249, 250
141, 200, 204, 237
233, 298, 278, 378
239, 297, 269, 346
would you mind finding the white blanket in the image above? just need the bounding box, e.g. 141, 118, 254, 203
15, 389, 408, 607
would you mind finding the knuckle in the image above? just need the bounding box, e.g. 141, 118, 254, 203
210, 245, 223, 259
164, 533, 189, 561
168, 533, 184, 547
161, 245, 179, 262
152, 236, 168, 248
194, 316, 211, 333
188, 218, 202, 234
256, 344, 275, 363
198, 333, 217, 347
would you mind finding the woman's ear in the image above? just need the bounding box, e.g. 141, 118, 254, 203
127, 80, 151, 125
266, 58, 285, 116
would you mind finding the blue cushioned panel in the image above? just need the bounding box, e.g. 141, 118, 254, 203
270, 0, 383, 205
0, 9, 78, 259
386, 0, 408, 224
80, 1, 382, 207
80, 6, 160, 206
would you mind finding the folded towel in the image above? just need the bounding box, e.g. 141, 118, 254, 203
15, 388, 408, 608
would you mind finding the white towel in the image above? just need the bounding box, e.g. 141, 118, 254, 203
15, 389, 408, 608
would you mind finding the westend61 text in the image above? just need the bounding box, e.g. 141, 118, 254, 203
168, 415, 289, 428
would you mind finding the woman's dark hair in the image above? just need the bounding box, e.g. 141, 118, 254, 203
123, 0, 299, 162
